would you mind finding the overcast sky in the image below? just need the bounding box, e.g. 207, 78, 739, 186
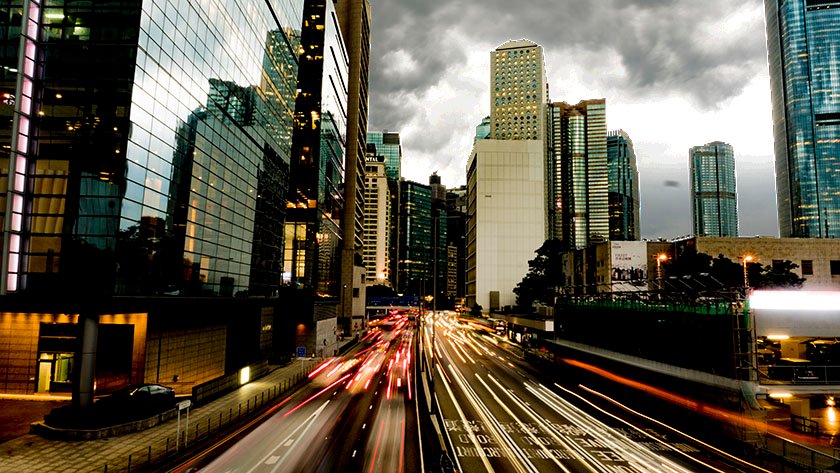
367, 0, 779, 240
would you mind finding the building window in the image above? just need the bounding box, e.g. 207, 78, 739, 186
831, 261, 840, 276
801, 260, 813, 276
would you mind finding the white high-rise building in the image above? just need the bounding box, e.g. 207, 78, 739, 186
363, 156, 390, 285
489, 39, 547, 141
466, 139, 546, 311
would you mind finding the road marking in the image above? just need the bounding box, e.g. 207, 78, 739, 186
265, 456, 279, 465
352, 449, 357, 458
282, 439, 294, 447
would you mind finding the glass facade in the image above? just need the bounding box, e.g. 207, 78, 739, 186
474, 115, 490, 141
366, 130, 400, 181
398, 180, 431, 295
607, 130, 641, 241
0, 0, 304, 296
547, 99, 608, 249
284, 0, 348, 297
367, 130, 401, 288
490, 39, 546, 141
766, 0, 840, 238
690, 141, 738, 237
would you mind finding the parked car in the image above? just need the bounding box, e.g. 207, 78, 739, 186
96, 383, 176, 413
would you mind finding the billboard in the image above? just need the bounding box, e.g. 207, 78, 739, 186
610, 241, 647, 290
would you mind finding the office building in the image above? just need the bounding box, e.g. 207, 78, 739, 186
765, 0, 840, 238
547, 99, 608, 248
490, 39, 547, 141
475, 116, 490, 141
0, 0, 308, 398
336, 0, 371, 328
367, 130, 402, 288
690, 141, 738, 237
285, 0, 349, 299
446, 186, 468, 305
466, 140, 545, 311
398, 180, 432, 295
363, 154, 390, 286
430, 173, 448, 306
607, 130, 641, 241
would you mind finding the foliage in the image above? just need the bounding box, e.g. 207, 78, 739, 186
663, 248, 805, 293
514, 239, 566, 308
470, 304, 483, 317
366, 284, 396, 299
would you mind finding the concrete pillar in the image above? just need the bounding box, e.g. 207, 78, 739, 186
73, 313, 99, 408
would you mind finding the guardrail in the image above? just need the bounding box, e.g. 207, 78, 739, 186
763, 434, 840, 472
98, 362, 314, 473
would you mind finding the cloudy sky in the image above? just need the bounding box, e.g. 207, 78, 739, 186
367, 0, 779, 240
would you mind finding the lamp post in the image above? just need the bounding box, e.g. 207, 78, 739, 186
656, 253, 668, 291
742, 255, 753, 290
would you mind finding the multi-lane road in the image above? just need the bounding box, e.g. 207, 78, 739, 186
424, 313, 774, 473
179, 311, 777, 472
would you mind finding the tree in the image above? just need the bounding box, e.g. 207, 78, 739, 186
754, 260, 805, 289
514, 239, 565, 308
366, 284, 396, 299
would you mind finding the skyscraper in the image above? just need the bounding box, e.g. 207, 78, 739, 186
490, 40, 547, 141
285, 0, 349, 297
475, 116, 490, 141
765, 0, 840, 238
362, 153, 390, 286
398, 180, 432, 295
607, 130, 641, 241
690, 141, 738, 238
367, 131, 401, 288
547, 99, 608, 249
429, 172, 448, 306
336, 0, 371, 327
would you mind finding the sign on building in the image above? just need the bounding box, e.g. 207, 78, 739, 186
610, 241, 648, 291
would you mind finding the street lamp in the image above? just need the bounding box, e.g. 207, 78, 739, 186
656, 253, 668, 291
742, 255, 754, 290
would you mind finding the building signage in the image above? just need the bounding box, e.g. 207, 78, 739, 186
610, 241, 647, 291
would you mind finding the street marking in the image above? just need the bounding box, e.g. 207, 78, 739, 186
265, 456, 279, 465
282, 439, 294, 447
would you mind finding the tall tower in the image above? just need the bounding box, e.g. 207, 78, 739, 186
547, 99, 608, 249
490, 40, 547, 141
367, 131, 401, 288
336, 0, 371, 327
362, 153, 390, 286
690, 141, 738, 237
765, 0, 840, 238
607, 130, 641, 241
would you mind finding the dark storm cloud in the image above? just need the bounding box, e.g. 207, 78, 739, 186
368, 0, 766, 130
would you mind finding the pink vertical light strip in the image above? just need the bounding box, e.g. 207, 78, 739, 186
4, 0, 40, 292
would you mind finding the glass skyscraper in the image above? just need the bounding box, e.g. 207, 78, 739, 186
547, 99, 608, 249
607, 130, 640, 241
765, 0, 840, 238
0, 0, 304, 296
367, 131, 401, 181
398, 180, 432, 295
690, 141, 738, 238
367, 130, 401, 288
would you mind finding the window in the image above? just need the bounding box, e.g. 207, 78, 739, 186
802, 260, 813, 275
831, 260, 840, 276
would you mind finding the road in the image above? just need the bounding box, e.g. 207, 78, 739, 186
424, 313, 773, 473
194, 316, 421, 473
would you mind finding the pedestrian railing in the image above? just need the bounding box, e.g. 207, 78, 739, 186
97, 362, 314, 473
763, 433, 840, 472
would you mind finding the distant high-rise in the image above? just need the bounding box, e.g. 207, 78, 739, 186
367, 131, 401, 181
547, 99, 608, 249
398, 180, 432, 295
367, 131, 402, 288
690, 142, 738, 237
765, 0, 840, 238
607, 130, 641, 241
490, 40, 547, 141
475, 116, 490, 141
429, 173, 447, 306
362, 154, 390, 286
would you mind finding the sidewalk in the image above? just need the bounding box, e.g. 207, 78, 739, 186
0, 359, 319, 473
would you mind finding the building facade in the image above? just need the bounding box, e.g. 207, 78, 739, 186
489, 39, 547, 141
429, 172, 448, 306
690, 141, 738, 237
607, 130, 640, 241
336, 0, 371, 327
362, 155, 389, 286
367, 130, 401, 288
446, 186, 467, 305
466, 139, 545, 311
475, 116, 490, 141
765, 0, 840, 238
398, 180, 431, 295
285, 0, 349, 297
0, 0, 309, 398
547, 99, 608, 249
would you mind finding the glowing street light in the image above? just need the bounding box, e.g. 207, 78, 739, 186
742, 255, 754, 289
656, 253, 668, 291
